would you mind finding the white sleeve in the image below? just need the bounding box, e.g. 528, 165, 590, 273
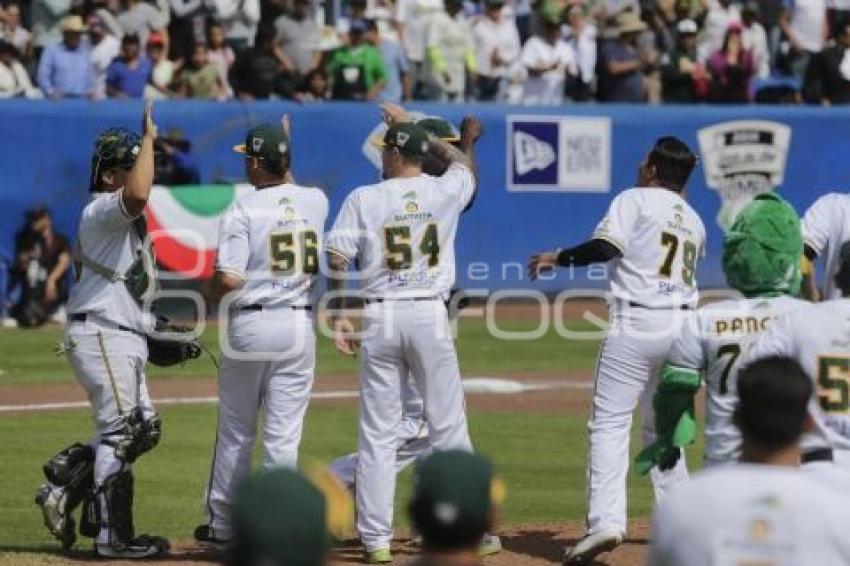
325, 192, 362, 261
744, 311, 797, 365
802, 193, 839, 257
441, 162, 476, 209
647, 501, 675, 566
520, 38, 538, 68
214, 202, 250, 279
592, 190, 640, 254
667, 311, 706, 370
88, 190, 139, 230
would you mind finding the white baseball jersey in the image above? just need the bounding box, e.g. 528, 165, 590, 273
667, 295, 808, 464
325, 163, 474, 300
649, 464, 850, 566
215, 184, 328, 308
747, 299, 850, 454
802, 192, 850, 300
593, 187, 706, 308
67, 190, 149, 333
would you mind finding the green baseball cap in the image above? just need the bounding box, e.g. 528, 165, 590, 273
409, 450, 504, 551
538, 0, 563, 24
381, 122, 430, 158
417, 117, 460, 143
229, 468, 329, 566
233, 123, 290, 164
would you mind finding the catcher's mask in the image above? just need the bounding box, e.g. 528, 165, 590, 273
90, 127, 142, 192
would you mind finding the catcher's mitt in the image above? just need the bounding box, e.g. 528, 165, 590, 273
146, 318, 203, 367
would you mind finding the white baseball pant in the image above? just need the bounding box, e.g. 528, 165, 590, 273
586, 304, 690, 537
356, 299, 472, 552
65, 319, 153, 544
330, 374, 430, 489
204, 307, 316, 538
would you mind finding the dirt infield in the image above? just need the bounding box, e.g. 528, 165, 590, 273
6, 519, 648, 566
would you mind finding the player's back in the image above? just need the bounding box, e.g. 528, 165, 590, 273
328, 163, 475, 299
594, 187, 706, 308
218, 183, 328, 308
771, 299, 850, 453
802, 192, 850, 299
649, 464, 850, 566
691, 295, 808, 464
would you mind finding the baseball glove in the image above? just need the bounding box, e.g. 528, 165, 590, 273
146, 318, 203, 367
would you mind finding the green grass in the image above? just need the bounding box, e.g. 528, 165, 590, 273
0, 404, 702, 555
0, 319, 602, 385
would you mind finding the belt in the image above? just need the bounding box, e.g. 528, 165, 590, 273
627, 301, 692, 311
239, 304, 313, 312
364, 297, 439, 304
69, 312, 141, 335
802, 447, 834, 464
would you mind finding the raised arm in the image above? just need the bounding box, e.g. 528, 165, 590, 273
122, 102, 158, 218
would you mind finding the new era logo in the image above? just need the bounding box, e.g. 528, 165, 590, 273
507, 116, 611, 192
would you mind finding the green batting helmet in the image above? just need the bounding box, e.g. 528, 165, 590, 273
90, 127, 142, 191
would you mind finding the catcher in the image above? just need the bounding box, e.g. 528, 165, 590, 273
34, 102, 201, 559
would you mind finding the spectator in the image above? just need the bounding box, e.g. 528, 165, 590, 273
32, 0, 73, 54
295, 67, 330, 101
426, 0, 476, 101
11, 206, 71, 328
337, 0, 370, 42
409, 451, 503, 566
37, 15, 95, 99
395, 0, 444, 98
365, 18, 411, 102
117, 0, 169, 47
206, 20, 235, 97
143, 29, 174, 98
274, 0, 320, 75
700, 0, 742, 61
169, 0, 210, 59
106, 33, 153, 97
563, 3, 598, 101
639, 4, 674, 103
661, 18, 709, 101
86, 13, 120, 99
89, 0, 125, 39
326, 18, 387, 100
598, 12, 647, 101
520, 4, 577, 105
207, 0, 260, 51
0, 40, 40, 97
829, 0, 850, 39
812, 21, 850, 102
473, 0, 520, 101
742, 1, 771, 78
231, 22, 298, 99
154, 129, 201, 184
778, 0, 826, 88
176, 42, 226, 98
1, 2, 32, 62
707, 24, 755, 102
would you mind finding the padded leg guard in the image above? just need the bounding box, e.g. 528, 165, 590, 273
35, 442, 95, 549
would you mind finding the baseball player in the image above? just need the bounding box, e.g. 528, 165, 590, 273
528, 136, 705, 564
195, 118, 328, 546
324, 112, 482, 563
649, 356, 850, 566
801, 192, 850, 301
34, 103, 169, 559
636, 193, 806, 471
744, 241, 850, 469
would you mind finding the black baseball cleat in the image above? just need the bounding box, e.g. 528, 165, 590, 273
34, 484, 77, 550
194, 524, 233, 548
94, 534, 169, 559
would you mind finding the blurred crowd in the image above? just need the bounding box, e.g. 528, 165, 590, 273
0, 0, 849, 104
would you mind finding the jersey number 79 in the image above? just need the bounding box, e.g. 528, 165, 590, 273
658, 231, 697, 286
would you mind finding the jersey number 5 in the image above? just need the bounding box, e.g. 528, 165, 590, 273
269, 230, 319, 275
659, 231, 697, 286
818, 356, 850, 413
384, 224, 440, 270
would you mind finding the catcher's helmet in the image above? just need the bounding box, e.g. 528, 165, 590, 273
90, 127, 142, 191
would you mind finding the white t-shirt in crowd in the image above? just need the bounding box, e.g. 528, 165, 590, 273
473, 12, 521, 78
787, 0, 827, 52
520, 35, 576, 105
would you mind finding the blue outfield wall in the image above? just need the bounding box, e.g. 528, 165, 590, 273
0, 100, 848, 292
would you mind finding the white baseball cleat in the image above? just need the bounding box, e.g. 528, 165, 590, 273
563, 529, 623, 565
